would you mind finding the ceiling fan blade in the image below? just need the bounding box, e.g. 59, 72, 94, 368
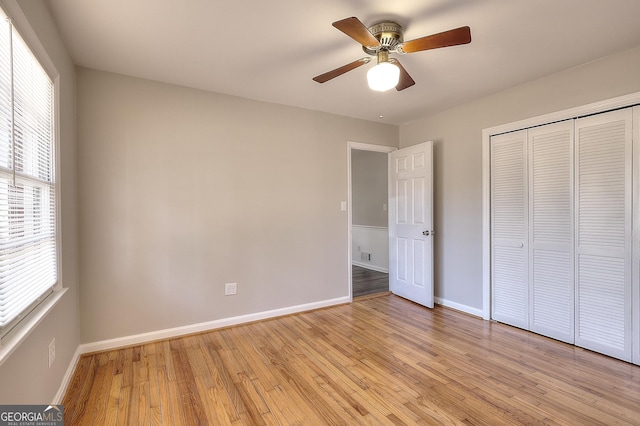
397, 26, 471, 54
332, 17, 381, 48
389, 59, 415, 91
313, 58, 372, 83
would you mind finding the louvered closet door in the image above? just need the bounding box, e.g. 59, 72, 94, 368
528, 121, 574, 343
491, 130, 528, 329
575, 109, 632, 362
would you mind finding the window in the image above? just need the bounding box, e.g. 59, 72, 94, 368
0, 10, 57, 339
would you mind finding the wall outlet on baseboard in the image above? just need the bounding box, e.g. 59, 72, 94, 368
361, 252, 371, 261
48, 337, 55, 368
225, 282, 237, 296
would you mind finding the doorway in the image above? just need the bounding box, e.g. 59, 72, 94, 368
347, 142, 396, 299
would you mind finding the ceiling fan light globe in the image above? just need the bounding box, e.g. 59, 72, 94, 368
367, 62, 400, 91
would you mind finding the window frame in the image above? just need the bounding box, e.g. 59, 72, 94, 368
0, 0, 65, 367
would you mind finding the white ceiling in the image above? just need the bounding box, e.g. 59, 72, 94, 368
45, 0, 640, 125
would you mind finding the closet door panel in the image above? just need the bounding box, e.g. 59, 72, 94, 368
634, 106, 640, 366
575, 109, 632, 362
528, 121, 574, 343
491, 130, 528, 329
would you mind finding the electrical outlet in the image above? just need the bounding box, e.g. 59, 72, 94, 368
225, 282, 237, 295
48, 338, 55, 368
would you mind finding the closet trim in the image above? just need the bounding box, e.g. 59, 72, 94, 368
482, 90, 640, 321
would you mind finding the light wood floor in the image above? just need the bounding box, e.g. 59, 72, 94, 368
63, 294, 640, 425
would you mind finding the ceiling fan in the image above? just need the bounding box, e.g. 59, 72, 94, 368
313, 17, 471, 92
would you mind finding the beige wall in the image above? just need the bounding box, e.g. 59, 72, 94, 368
400, 44, 640, 311
0, 0, 79, 403
77, 68, 398, 343
351, 150, 388, 227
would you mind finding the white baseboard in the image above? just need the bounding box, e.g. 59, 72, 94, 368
52, 345, 82, 404
435, 297, 484, 318
352, 262, 389, 273
79, 296, 350, 354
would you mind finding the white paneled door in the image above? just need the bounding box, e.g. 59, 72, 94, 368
389, 142, 434, 308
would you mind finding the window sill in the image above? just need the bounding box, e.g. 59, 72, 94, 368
0, 287, 68, 367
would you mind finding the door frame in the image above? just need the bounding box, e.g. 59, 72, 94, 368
347, 141, 397, 301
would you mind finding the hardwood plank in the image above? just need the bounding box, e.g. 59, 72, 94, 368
147, 345, 161, 412
104, 374, 122, 426
79, 354, 112, 426
126, 359, 140, 426
200, 333, 256, 423
166, 380, 187, 426
137, 381, 150, 425
194, 375, 219, 424
194, 336, 242, 424
120, 347, 133, 388
63, 295, 640, 425
155, 365, 171, 425
62, 355, 96, 424
352, 265, 389, 297
171, 339, 207, 425
115, 385, 130, 426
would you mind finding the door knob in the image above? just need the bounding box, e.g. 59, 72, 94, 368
422, 230, 430, 236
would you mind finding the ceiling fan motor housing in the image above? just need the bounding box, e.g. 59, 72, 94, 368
362, 21, 403, 55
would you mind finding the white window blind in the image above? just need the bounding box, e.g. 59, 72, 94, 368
0, 11, 57, 337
